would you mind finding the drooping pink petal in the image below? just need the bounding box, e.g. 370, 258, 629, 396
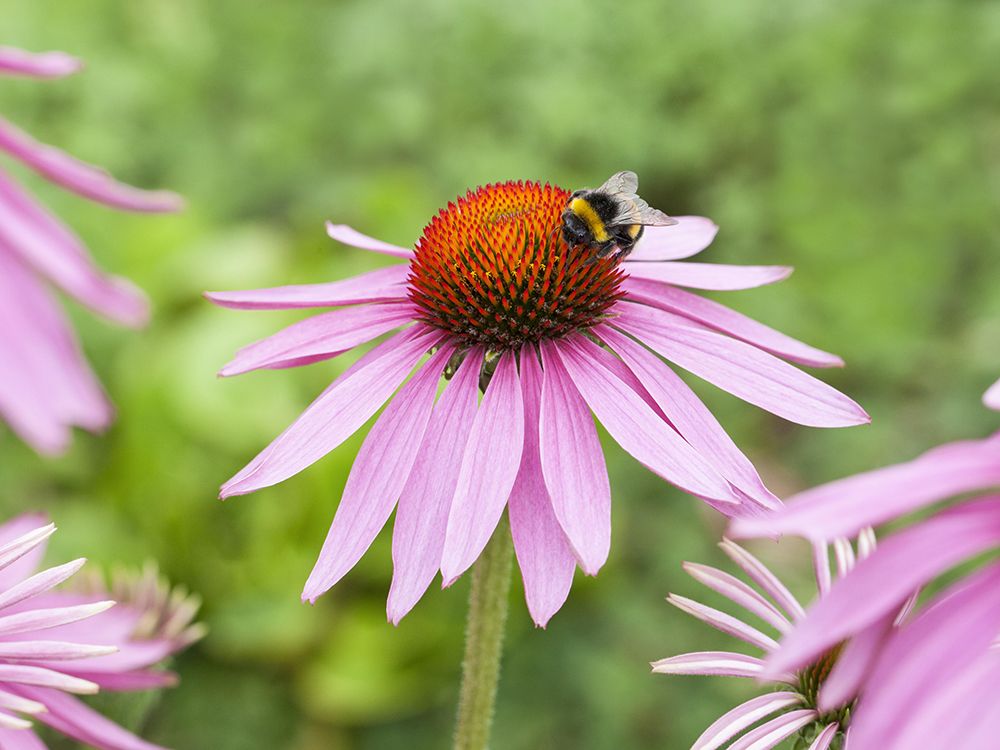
17, 686, 169, 750
806, 723, 839, 750
597, 325, 778, 509
984, 377, 1000, 411
0, 726, 46, 749
817, 613, 893, 712
205, 264, 410, 310
765, 498, 1000, 676
812, 541, 831, 597
441, 352, 525, 585
621, 277, 843, 367
301, 344, 453, 602
553, 335, 740, 505
326, 222, 414, 259
731, 435, 1000, 540
508, 348, 576, 627
726, 709, 817, 750
220, 325, 444, 497
0, 47, 82, 78
0, 117, 183, 212
537, 341, 612, 574
624, 262, 792, 291
387, 349, 482, 624
847, 561, 1000, 750
650, 651, 794, 682
682, 562, 791, 634
667, 594, 778, 652
690, 692, 803, 750
0, 168, 149, 326
614, 303, 870, 428
717, 539, 806, 621
625, 216, 719, 262
218, 301, 415, 376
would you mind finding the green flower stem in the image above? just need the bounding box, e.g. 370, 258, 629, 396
453, 519, 514, 750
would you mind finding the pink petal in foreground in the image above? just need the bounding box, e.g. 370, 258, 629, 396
651, 651, 792, 682
509, 348, 576, 627
691, 692, 802, 750
302, 345, 453, 602
0, 117, 182, 213
817, 614, 893, 712
0, 168, 149, 326
218, 301, 415, 376
441, 352, 525, 586
0, 47, 82, 78
597, 325, 777, 509
554, 335, 739, 504
221, 325, 443, 497
625, 216, 719, 262
731, 434, 1000, 540
615, 303, 869, 428
0, 727, 46, 750
984, 377, 1000, 410
326, 222, 414, 258
537, 341, 612, 574
205, 264, 410, 310
387, 349, 482, 624
621, 277, 843, 367
727, 709, 817, 750
624, 261, 792, 291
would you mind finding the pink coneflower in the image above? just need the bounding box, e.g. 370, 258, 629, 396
0, 46, 182, 455
208, 178, 867, 626
0, 513, 201, 750
731, 387, 1000, 750
653, 533, 887, 750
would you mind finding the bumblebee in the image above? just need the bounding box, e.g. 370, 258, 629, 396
561, 171, 677, 261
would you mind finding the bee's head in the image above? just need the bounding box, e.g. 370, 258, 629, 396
561, 206, 590, 247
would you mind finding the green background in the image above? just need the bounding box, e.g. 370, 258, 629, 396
3, 1, 999, 748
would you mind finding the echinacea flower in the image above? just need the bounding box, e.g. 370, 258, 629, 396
731, 384, 1000, 750
0, 46, 182, 455
653, 533, 888, 750
0, 513, 201, 750
208, 179, 868, 626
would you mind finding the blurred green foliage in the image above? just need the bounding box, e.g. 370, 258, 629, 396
3, 1, 999, 748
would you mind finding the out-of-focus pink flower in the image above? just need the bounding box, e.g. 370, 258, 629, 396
0, 513, 201, 750
731, 394, 1000, 750
208, 179, 868, 627
0, 46, 182, 455
653, 534, 891, 750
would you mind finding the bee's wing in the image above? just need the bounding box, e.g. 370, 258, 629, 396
611, 195, 679, 227
596, 170, 639, 197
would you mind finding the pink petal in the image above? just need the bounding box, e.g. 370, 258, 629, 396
0, 517, 53, 589
553, 335, 740, 505
718, 539, 806, 620
597, 325, 778, 509
440, 352, 525, 585
0, 47, 82, 78
205, 264, 410, 310
624, 262, 792, 291
508, 348, 576, 627
667, 594, 778, 651
537, 341, 612, 574
651, 651, 793, 682
682, 562, 792, 634
0, 117, 182, 213
817, 613, 893, 712
806, 724, 839, 750
0, 665, 96, 694
621, 277, 843, 367
812, 541, 831, 596
727, 709, 818, 750
218, 301, 415, 376
17, 686, 169, 750
625, 216, 719, 262
0, 168, 148, 325
691, 692, 803, 750
765, 497, 1000, 676
984, 377, 1000, 411
0, 640, 116, 660
848, 561, 1000, 750
326, 222, 414, 258
730, 434, 1000, 540
0, 727, 47, 750
387, 349, 482, 624
615, 302, 870, 428
301, 344, 453, 602
0, 601, 114, 637
220, 325, 444, 497
68, 669, 177, 691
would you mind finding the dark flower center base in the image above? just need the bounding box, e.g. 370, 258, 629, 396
408, 180, 625, 350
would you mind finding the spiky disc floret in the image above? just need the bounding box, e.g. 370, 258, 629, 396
408, 180, 625, 350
